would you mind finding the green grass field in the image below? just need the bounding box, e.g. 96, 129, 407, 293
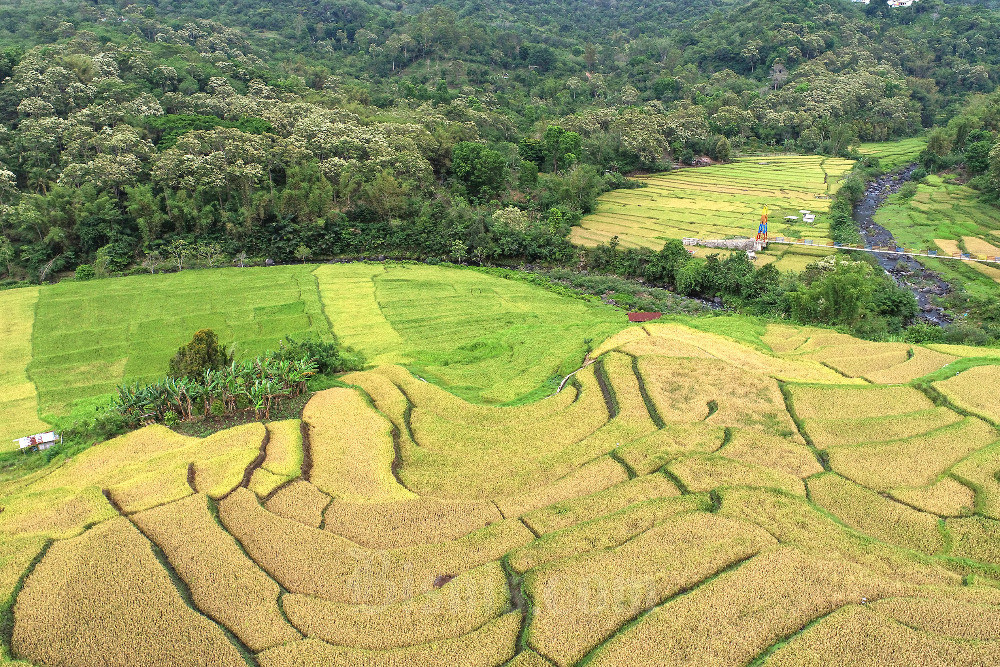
874, 175, 1000, 297
856, 137, 927, 172
1, 263, 624, 450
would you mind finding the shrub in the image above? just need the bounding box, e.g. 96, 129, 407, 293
273, 335, 364, 375
168, 329, 232, 379
74, 264, 95, 280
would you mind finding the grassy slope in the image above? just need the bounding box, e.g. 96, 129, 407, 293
0, 288, 49, 447
315, 263, 625, 404
572, 155, 852, 272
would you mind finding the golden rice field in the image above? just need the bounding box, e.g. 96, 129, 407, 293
3, 318, 1000, 666
571, 155, 854, 271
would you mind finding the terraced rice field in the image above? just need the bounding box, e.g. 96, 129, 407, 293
856, 137, 927, 172
0, 263, 623, 450
875, 175, 1000, 296
3, 318, 1000, 665
572, 155, 853, 270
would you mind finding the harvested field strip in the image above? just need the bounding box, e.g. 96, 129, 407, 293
303, 388, 414, 502
803, 407, 963, 449
256, 612, 521, 667
281, 562, 507, 649
524, 513, 775, 665
219, 488, 534, 604
11, 518, 246, 666
0, 287, 49, 449
520, 473, 680, 535
508, 496, 710, 574
889, 477, 978, 518
864, 347, 957, 384
666, 454, 805, 497
322, 497, 502, 549
807, 474, 944, 554
616, 423, 725, 475
935, 365, 1000, 424
133, 494, 300, 651
718, 430, 823, 478
265, 480, 332, 528
763, 604, 1000, 666
949, 442, 1000, 519
827, 417, 999, 491
495, 456, 629, 518
788, 385, 934, 420
582, 546, 949, 667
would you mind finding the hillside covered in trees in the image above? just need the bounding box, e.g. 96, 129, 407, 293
0, 0, 998, 300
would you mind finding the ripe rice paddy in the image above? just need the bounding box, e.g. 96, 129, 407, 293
3, 308, 1000, 665
572, 155, 853, 271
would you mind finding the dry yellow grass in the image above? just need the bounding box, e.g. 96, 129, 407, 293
400, 365, 610, 498
935, 365, 1000, 423
666, 454, 806, 496
639, 356, 799, 440
495, 456, 629, 518
133, 494, 300, 651
11, 517, 245, 666
616, 423, 725, 475
889, 477, 977, 517
304, 388, 414, 502
219, 488, 533, 604
0, 287, 50, 449
524, 512, 775, 665
764, 604, 1000, 666
322, 497, 502, 549
262, 419, 303, 479
808, 474, 944, 553
508, 496, 709, 573
827, 417, 997, 491
788, 385, 933, 420
585, 547, 962, 667
803, 407, 963, 449
947, 516, 1000, 565
281, 561, 507, 648
719, 430, 823, 478
264, 480, 332, 528
521, 473, 680, 535
870, 596, 1000, 640
864, 347, 957, 384
256, 612, 521, 667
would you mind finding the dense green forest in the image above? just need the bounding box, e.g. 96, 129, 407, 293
0, 0, 999, 339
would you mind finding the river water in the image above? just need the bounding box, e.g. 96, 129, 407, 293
852, 166, 952, 325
